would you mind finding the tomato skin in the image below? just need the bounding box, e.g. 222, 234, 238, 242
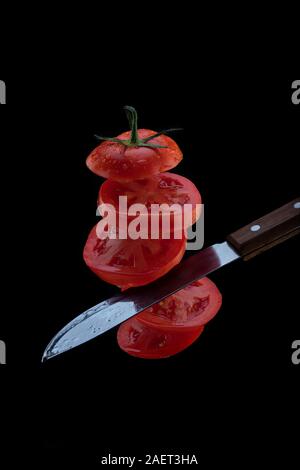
98, 172, 201, 232
83, 224, 186, 290
117, 317, 205, 359
86, 129, 183, 182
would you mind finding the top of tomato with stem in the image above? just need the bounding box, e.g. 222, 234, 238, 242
86, 106, 183, 182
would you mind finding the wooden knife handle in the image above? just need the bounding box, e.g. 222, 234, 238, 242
227, 199, 300, 260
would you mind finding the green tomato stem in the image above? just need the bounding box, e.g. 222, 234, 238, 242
94, 106, 181, 149
124, 106, 139, 145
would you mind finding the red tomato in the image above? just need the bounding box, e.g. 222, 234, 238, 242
87, 129, 183, 182
138, 278, 222, 331
98, 172, 201, 231
86, 106, 182, 182
117, 278, 222, 358
83, 224, 186, 290
117, 318, 204, 359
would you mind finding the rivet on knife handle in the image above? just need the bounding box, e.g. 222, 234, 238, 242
227, 199, 300, 260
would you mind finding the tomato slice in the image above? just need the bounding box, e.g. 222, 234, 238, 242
117, 317, 205, 359
137, 278, 222, 331
99, 172, 201, 229
83, 224, 186, 290
116, 278, 222, 358
86, 129, 183, 182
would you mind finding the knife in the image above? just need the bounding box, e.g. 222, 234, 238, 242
42, 199, 300, 361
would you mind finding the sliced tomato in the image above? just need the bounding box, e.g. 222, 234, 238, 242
83, 224, 186, 290
98, 172, 201, 231
86, 129, 183, 182
116, 278, 222, 358
137, 278, 222, 331
117, 317, 205, 359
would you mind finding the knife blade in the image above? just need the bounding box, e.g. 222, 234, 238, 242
42, 198, 300, 361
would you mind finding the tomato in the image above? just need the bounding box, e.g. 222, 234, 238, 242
116, 278, 222, 358
138, 278, 222, 331
83, 224, 186, 290
86, 107, 182, 182
82, 105, 222, 359
117, 318, 204, 359
87, 129, 182, 183
98, 172, 201, 231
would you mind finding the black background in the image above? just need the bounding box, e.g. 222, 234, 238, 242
0, 71, 299, 466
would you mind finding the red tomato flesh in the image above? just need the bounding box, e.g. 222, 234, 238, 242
86, 130, 183, 182
117, 278, 222, 358
138, 278, 222, 331
98, 172, 201, 231
83, 224, 186, 290
117, 318, 205, 359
